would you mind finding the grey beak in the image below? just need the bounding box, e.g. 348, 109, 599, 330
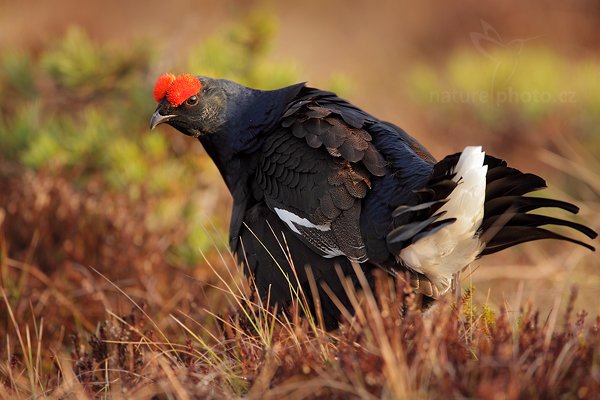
150, 111, 175, 130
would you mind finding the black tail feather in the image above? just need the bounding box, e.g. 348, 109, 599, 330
485, 172, 546, 198
387, 211, 456, 253
386, 153, 460, 254
481, 213, 597, 240
479, 155, 597, 255
484, 196, 580, 217
480, 226, 595, 255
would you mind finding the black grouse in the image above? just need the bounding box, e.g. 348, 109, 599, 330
151, 73, 597, 329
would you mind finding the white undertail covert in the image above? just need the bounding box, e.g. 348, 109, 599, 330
399, 146, 488, 294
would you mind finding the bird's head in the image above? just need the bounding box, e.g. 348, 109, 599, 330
150, 73, 228, 137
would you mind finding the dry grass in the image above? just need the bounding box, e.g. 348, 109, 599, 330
1, 256, 599, 399
0, 157, 599, 398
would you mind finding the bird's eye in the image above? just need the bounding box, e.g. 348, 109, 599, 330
185, 95, 199, 106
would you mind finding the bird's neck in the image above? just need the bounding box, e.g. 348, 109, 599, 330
198, 82, 305, 196
197, 138, 250, 193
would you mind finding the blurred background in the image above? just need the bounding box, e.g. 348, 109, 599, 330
0, 0, 598, 343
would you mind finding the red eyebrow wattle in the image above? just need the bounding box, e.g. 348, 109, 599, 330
153, 73, 202, 107
153, 73, 176, 103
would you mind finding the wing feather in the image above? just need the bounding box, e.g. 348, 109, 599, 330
255, 90, 388, 262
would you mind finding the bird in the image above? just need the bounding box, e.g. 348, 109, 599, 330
150, 73, 597, 330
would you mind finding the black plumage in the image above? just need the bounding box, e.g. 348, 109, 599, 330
151, 76, 597, 330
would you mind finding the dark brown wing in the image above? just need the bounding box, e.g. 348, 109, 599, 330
253, 92, 386, 262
